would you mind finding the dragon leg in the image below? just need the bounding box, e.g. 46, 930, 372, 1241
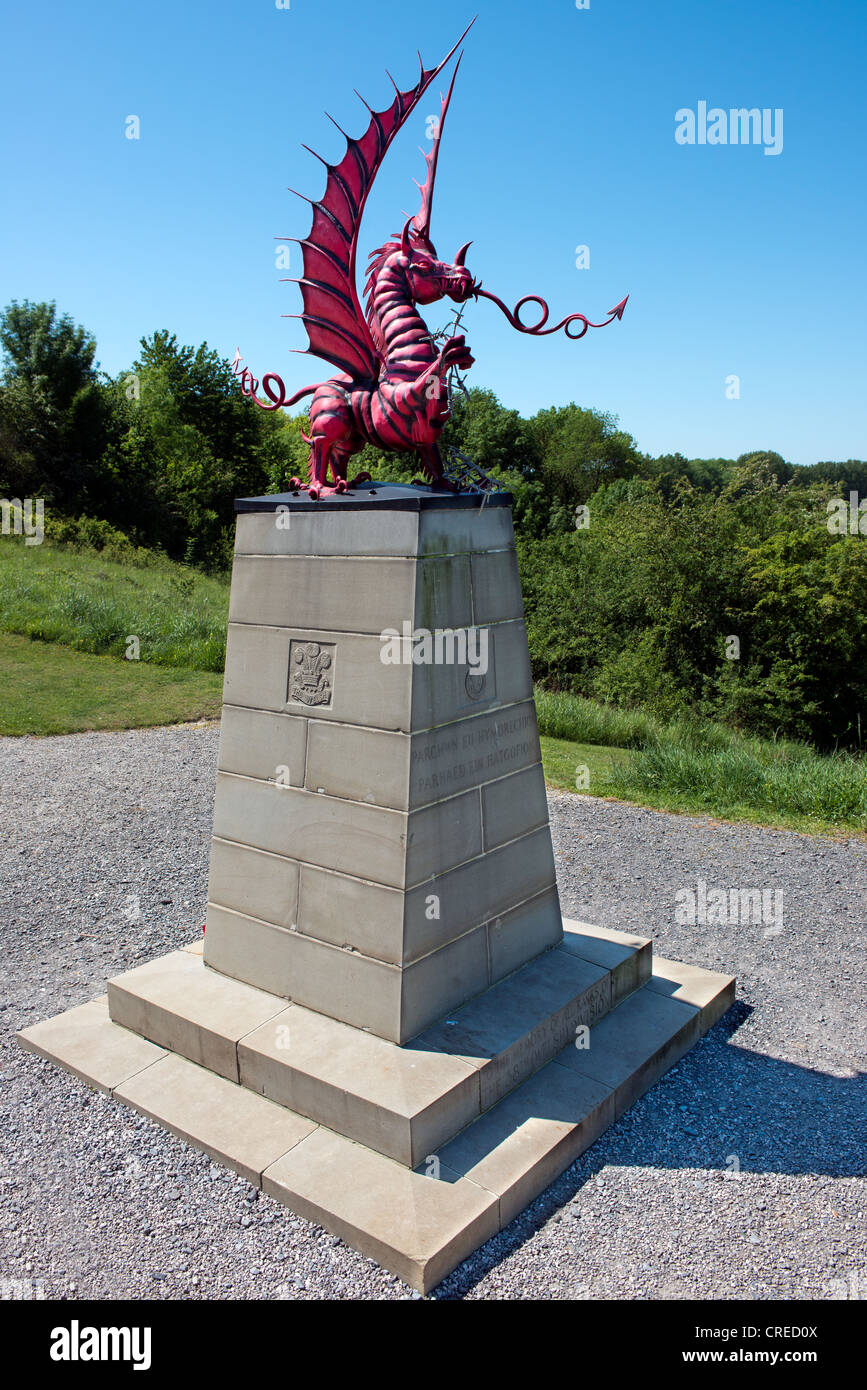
416, 443, 457, 491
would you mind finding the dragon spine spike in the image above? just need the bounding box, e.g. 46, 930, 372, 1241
412, 51, 464, 248
324, 112, 351, 141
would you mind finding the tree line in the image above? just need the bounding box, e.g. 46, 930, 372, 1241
1, 300, 864, 747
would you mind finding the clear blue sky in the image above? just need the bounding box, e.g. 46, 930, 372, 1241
1, 0, 864, 465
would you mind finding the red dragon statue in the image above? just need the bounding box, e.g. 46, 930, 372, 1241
234, 18, 627, 499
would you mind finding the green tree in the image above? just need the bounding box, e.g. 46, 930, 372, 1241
527, 404, 640, 512
0, 300, 112, 509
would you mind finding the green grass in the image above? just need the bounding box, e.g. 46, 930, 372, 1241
0, 537, 229, 671
0, 631, 223, 735
540, 736, 627, 792
537, 691, 867, 837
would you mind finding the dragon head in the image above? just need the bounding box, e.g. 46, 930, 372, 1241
400, 222, 475, 306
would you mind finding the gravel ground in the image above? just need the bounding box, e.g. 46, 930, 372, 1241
1, 725, 864, 1302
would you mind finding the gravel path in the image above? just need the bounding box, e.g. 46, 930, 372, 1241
1, 726, 864, 1301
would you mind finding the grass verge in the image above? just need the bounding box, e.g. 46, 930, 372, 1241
0, 537, 229, 671
0, 632, 222, 735
538, 693, 866, 837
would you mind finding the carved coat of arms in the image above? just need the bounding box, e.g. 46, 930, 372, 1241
289, 642, 334, 707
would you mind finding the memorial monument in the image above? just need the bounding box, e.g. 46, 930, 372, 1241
19, 23, 734, 1293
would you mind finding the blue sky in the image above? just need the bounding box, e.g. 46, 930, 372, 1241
1, 0, 864, 465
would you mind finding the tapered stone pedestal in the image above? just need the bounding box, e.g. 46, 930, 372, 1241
18, 483, 735, 1293
204, 484, 561, 1041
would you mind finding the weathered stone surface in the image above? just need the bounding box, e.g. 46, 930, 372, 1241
418, 504, 514, 556
403, 826, 558, 965
210, 771, 485, 894
210, 773, 407, 886
559, 920, 652, 996
107, 949, 284, 1082
203, 905, 404, 1040
417, 946, 612, 1112
470, 549, 525, 625
409, 620, 533, 731
553, 985, 700, 1118
217, 704, 307, 784
262, 1126, 500, 1293
304, 721, 408, 808
221, 625, 412, 732
17, 997, 165, 1094
229, 554, 417, 633
435, 1060, 615, 1227
647, 955, 736, 1025
408, 699, 540, 809
297, 865, 404, 964
115, 1052, 316, 1186
208, 838, 299, 931
487, 888, 564, 980
482, 764, 550, 850
413, 555, 473, 629
239, 1004, 479, 1166
235, 507, 420, 559
399, 927, 490, 1042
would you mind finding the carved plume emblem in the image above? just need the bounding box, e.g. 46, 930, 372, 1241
289, 641, 334, 706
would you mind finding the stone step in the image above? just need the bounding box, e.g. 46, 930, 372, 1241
17, 954, 734, 1294
105, 921, 650, 1164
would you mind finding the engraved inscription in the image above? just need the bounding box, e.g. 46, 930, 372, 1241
411, 707, 535, 798
288, 640, 335, 707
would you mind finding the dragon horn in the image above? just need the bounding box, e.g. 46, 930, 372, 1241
454, 240, 472, 266
401, 218, 414, 258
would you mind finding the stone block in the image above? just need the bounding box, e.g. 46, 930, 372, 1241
217, 705, 307, 784
115, 1052, 316, 1186
239, 1004, 480, 1167
208, 838, 299, 931
234, 507, 420, 559
416, 946, 612, 1112
17, 997, 165, 1094
436, 1060, 615, 1227
403, 826, 559, 966
297, 865, 404, 964
107, 949, 285, 1082
408, 699, 541, 809
559, 920, 652, 996
222, 625, 412, 732
203, 906, 404, 1041
553, 986, 700, 1119
482, 764, 550, 850
647, 955, 736, 1025
262, 1127, 500, 1293
228, 554, 416, 633
304, 721, 409, 808
470, 549, 525, 625
487, 888, 563, 980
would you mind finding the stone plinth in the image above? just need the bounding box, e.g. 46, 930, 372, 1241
18, 481, 736, 1295
203, 484, 562, 1043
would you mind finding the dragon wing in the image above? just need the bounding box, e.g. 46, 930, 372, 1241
282, 18, 476, 382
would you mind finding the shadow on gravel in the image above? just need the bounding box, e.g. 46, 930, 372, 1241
434, 1004, 866, 1300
